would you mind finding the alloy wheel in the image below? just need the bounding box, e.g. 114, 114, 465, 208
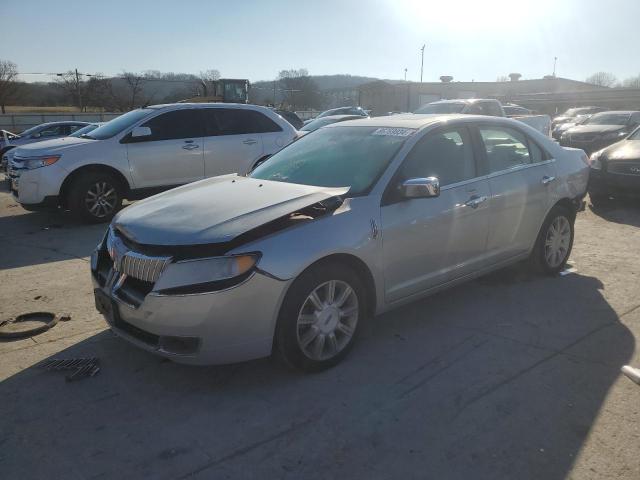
544, 215, 571, 268
84, 181, 117, 219
296, 280, 359, 361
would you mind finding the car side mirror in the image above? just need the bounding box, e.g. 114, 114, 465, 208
401, 177, 440, 199
131, 126, 151, 138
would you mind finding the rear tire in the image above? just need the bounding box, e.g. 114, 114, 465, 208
530, 205, 575, 275
67, 172, 123, 223
275, 262, 366, 373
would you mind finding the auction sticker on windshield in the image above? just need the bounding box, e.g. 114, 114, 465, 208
371, 127, 416, 137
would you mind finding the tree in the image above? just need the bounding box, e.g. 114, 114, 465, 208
622, 75, 640, 89
0, 60, 19, 114
496, 75, 509, 82
56, 70, 86, 111
585, 72, 618, 88
199, 69, 220, 97
277, 69, 322, 110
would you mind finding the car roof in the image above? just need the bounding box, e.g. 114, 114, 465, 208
592, 110, 639, 115
326, 114, 472, 129
147, 102, 265, 110
37, 121, 90, 126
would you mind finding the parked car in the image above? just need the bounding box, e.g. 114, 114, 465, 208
503, 104, 534, 116
69, 122, 104, 138
587, 126, 640, 206
414, 99, 552, 137
92, 114, 588, 371
552, 114, 591, 141
1, 121, 90, 170
559, 111, 640, 154
7, 103, 297, 222
552, 106, 606, 129
274, 110, 304, 130
300, 114, 368, 133
303, 106, 368, 125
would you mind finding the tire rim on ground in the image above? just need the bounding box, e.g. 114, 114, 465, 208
296, 280, 359, 361
544, 215, 571, 268
85, 181, 117, 218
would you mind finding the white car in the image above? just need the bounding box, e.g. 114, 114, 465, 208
7, 104, 297, 222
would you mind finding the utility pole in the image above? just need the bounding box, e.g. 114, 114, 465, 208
553, 57, 558, 77
404, 68, 407, 81
273, 80, 277, 107
420, 44, 426, 83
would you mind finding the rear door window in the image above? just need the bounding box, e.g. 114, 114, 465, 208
138, 109, 203, 141
38, 125, 65, 137
203, 109, 282, 136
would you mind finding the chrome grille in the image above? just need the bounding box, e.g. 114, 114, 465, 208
106, 228, 171, 283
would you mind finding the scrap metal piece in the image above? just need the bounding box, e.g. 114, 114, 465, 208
622, 365, 640, 385
39, 357, 100, 381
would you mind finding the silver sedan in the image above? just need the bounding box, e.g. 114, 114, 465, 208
92, 115, 589, 371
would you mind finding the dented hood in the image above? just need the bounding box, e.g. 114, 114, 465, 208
113, 175, 348, 246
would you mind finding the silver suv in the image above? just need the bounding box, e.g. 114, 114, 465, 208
92, 115, 589, 371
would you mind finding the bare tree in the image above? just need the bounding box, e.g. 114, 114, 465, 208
121, 72, 151, 110
0, 60, 19, 114
278, 69, 321, 110
585, 72, 618, 88
84, 75, 112, 111
55, 70, 86, 111
496, 75, 509, 82
198, 69, 221, 97
622, 75, 640, 89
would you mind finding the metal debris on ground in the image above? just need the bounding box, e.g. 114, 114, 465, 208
0, 312, 59, 339
559, 265, 578, 276
38, 357, 100, 382
621, 365, 640, 386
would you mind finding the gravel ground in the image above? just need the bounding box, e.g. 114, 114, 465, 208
1, 180, 639, 480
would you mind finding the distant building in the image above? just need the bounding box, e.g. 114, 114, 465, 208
358, 77, 608, 116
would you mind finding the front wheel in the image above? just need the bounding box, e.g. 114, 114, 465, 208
531, 205, 575, 275
68, 172, 123, 223
275, 263, 366, 372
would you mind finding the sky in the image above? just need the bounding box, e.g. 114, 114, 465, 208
3, 0, 640, 84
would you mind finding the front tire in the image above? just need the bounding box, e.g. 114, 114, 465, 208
531, 205, 575, 275
275, 262, 366, 372
67, 172, 123, 223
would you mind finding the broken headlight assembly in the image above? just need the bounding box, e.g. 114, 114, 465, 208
153, 253, 261, 295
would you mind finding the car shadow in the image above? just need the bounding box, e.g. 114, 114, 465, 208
588, 198, 640, 228
0, 269, 634, 479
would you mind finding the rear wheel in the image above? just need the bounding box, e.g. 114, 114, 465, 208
275, 263, 366, 372
68, 172, 123, 223
531, 205, 575, 275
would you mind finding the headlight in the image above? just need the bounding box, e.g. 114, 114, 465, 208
602, 131, 627, 141
589, 151, 603, 170
20, 155, 61, 169
153, 253, 261, 294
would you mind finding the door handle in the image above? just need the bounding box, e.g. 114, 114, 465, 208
243, 139, 258, 145
464, 195, 488, 209
182, 144, 199, 150
541, 175, 556, 185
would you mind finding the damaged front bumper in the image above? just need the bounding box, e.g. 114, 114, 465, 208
91, 235, 290, 365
